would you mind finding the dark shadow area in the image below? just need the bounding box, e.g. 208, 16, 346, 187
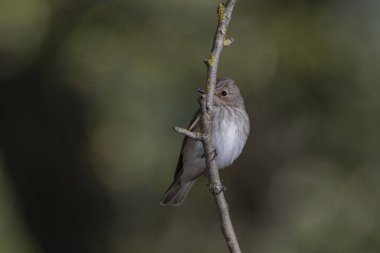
0, 66, 113, 253
0, 2, 114, 252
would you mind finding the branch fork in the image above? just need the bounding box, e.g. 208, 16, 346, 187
173, 126, 204, 141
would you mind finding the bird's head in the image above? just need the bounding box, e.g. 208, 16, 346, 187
198, 78, 245, 108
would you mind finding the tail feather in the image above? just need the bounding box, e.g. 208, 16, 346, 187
160, 179, 195, 206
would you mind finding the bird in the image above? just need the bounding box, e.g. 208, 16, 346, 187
160, 77, 250, 206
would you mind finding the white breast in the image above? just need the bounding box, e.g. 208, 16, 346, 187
181, 107, 249, 181
212, 109, 248, 169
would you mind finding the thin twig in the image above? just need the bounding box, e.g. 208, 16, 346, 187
200, 1, 241, 252
173, 126, 204, 140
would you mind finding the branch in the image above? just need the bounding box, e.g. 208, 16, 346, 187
173, 126, 203, 140
201, 1, 241, 253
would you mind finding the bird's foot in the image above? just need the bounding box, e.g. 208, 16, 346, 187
208, 181, 226, 194
201, 149, 217, 161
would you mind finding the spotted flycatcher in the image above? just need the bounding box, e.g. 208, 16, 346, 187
160, 78, 250, 206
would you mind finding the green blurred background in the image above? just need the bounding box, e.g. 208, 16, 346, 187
1, 0, 380, 252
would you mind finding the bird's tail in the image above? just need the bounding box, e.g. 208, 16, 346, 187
160, 178, 195, 206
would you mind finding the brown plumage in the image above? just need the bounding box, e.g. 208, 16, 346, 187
160, 78, 250, 206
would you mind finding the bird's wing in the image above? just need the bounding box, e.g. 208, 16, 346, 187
187, 110, 201, 132
173, 109, 201, 179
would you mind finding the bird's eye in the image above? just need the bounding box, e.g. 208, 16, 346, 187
221, 91, 228, 96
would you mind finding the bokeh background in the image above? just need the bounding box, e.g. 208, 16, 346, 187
1, 0, 380, 252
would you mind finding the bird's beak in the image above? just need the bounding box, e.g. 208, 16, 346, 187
197, 88, 206, 94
